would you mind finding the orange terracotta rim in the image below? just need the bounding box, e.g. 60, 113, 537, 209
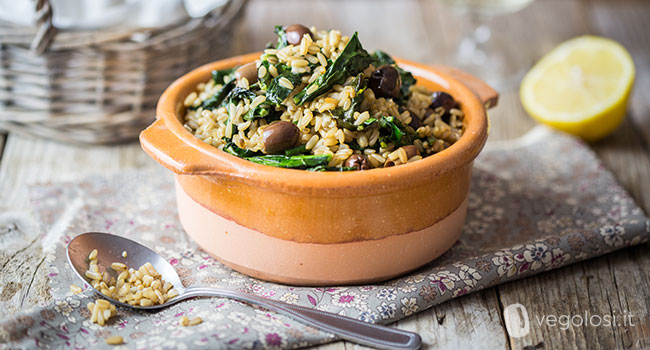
151, 52, 494, 195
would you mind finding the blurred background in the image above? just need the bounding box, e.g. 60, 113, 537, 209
1, 0, 647, 144
230, 0, 644, 144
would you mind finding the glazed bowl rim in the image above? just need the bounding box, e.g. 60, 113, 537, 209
154, 52, 488, 192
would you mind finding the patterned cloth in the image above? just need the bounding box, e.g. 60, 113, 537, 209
1, 126, 649, 349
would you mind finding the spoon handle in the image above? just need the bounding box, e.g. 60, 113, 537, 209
182, 286, 422, 350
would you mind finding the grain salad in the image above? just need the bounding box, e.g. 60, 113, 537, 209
183, 24, 464, 170
84, 249, 179, 310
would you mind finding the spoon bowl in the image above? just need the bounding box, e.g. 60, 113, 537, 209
67, 232, 184, 310
67, 232, 422, 350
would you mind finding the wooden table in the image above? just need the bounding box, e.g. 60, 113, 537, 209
1, 0, 649, 349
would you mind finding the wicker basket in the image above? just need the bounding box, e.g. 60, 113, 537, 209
0, 0, 247, 144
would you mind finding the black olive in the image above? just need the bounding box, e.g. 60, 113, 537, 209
285, 24, 313, 46
344, 154, 369, 170
441, 112, 451, 124
234, 62, 258, 84
400, 145, 420, 159
368, 65, 402, 99
262, 121, 300, 154
407, 110, 422, 130
430, 91, 456, 111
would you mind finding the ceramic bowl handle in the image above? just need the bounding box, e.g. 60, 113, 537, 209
432, 65, 499, 109
140, 118, 232, 175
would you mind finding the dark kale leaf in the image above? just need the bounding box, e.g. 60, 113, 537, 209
266, 70, 302, 105
220, 89, 257, 141
328, 73, 368, 130
225, 87, 257, 105
284, 144, 308, 156
357, 117, 377, 131
307, 165, 357, 172
378, 116, 418, 146
293, 32, 374, 105
371, 50, 395, 65
347, 141, 363, 151
223, 142, 260, 157
275, 63, 291, 75
243, 100, 276, 121
257, 61, 272, 90
398, 70, 416, 105
274, 25, 288, 49
225, 137, 334, 170
379, 116, 404, 143
195, 80, 235, 110
245, 154, 331, 169
212, 68, 235, 85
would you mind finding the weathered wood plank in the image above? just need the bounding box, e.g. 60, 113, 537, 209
591, 118, 650, 213
579, 0, 650, 213
421, 0, 650, 349
605, 244, 650, 349
400, 290, 509, 350
0, 133, 154, 317
489, 1, 650, 349
498, 242, 650, 350
317, 290, 510, 350
587, 0, 650, 166
0, 133, 5, 162
0, 135, 154, 211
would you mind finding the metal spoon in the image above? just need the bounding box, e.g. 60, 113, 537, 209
67, 232, 422, 350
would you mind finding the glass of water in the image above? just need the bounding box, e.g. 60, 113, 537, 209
438, 0, 535, 89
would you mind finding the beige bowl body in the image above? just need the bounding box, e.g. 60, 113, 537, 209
176, 177, 469, 285
140, 53, 498, 285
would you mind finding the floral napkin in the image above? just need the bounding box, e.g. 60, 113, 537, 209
1, 126, 649, 349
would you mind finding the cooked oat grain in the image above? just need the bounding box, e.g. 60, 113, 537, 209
105, 336, 124, 345
69, 284, 82, 294
84, 249, 179, 312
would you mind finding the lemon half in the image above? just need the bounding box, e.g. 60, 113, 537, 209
520, 36, 635, 141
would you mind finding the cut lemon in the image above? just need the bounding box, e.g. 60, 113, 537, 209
520, 35, 635, 141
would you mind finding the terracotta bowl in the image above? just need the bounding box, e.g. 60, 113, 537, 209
140, 52, 498, 286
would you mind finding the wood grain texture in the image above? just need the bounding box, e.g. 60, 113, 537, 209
588, 0, 650, 148
0, 0, 649, 349
0, 133, 5, 162
0, 134, 155, 316
481, 1, 650, 349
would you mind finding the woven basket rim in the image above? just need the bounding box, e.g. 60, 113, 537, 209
0, 0, 237, 51
0, 0, 248, 145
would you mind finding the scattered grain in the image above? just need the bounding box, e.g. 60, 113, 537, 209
105, 336, 124, 345
69, 284, 82, 294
